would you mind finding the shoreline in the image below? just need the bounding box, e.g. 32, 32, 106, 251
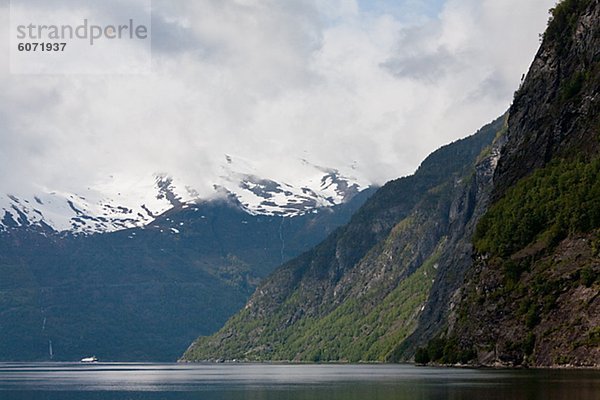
178, 359, 600, 370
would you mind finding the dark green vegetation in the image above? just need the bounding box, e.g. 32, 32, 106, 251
475, 157, 600, 258
414, 337, 476, 365
451, 155, 600, 367
182, 117, 503, 362
0, 191, 373, 361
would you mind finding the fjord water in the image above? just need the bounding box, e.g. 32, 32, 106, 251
0, 363, 598, 400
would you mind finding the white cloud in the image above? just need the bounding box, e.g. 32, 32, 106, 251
0, 0, 555, 199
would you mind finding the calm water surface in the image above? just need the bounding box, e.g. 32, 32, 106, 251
0, 363, 598, 400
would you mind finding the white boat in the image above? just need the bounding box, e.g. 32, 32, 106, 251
80, 356, 98, 363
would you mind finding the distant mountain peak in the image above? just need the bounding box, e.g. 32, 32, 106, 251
0, 157, 369, 235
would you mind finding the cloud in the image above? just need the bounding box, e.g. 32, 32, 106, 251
0, 0, 555, 199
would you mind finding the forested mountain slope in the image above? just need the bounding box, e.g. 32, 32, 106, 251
182, 117, 503, 362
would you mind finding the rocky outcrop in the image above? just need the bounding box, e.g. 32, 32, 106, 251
493, 0, 600, 198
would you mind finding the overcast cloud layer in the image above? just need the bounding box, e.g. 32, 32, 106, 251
0, 0, 555, 197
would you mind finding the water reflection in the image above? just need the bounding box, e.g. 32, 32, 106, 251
0, 363, 598, 400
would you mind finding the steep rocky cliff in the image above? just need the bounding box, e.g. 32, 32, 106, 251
493, 0, 600, 197
445, 0, 600, 368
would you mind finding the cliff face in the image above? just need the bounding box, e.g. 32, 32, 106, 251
182, 117, 503, 362
494, 0, 600, 197
388, 131, 506, 361
448, 0, 600, 368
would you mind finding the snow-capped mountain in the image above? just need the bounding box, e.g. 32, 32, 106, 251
0, 156, 370, 235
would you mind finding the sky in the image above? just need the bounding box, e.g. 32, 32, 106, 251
0, 0, 557, 199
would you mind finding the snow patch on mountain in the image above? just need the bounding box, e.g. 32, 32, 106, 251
0, 174, 193, 235
0, 156, 370, 235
